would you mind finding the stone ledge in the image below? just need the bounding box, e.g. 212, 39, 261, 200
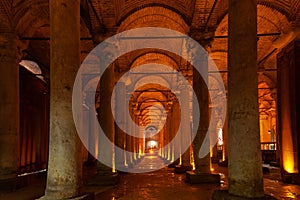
212, 190, 277, 200
185, 171, 220, 184
174, 165, 193, 174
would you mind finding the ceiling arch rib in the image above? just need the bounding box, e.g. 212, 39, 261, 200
115, 0, 195, 26
118, 6, 189, 33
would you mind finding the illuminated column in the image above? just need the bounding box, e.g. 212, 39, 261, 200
175, 85, 192, 173
173, 101, 181, 165
187, 45, 220, 184
215, 0, 264, 198
87, 103, 96, 161
0, 32, 20, 189
133, 114, 138, 161
166, 119, 171, 161
115, 82, 126, 169
126, 114, 133, 166
169, 110, 175, 162
42, 0, 82, 198
97, 63, 115, 173
180, 85, 192, 167
192, 64, 211, 175
222, 114, 228, 162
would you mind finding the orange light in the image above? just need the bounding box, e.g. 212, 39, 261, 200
211, 168, 214, 172
192, 161, 195, 170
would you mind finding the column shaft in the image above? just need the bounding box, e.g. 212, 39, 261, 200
44, 0, 82, 198
193, 67, 211, 174
98, 64, 115, 172
115, 82, 126, 169
228, 0, 264, 197
180, 86, 191, 166
0, 32, 20, 182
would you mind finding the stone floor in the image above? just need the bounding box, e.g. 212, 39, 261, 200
1, 155, 300, 199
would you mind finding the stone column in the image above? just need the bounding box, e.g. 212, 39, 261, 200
42, 0, 82, 199
222, 113, 228, 162
180, 86, 192, 166
97, 64, 115, 172
214, 0, 264, 198
192, 66, 211, 174
126, 115, 133, 167
0, 32, 21, 190
175, 85, 192, 173
173, 101, 181, 166
115, 82, 126, 170
227, 0, 263, 198
186, 50, 220, 184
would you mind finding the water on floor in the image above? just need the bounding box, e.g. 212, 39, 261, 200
2, 155, 300, 199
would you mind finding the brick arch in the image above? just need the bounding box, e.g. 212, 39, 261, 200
14, 1, 91, 39
115, 0, 195, 26
14, 0, 49, 37
216, 1, 297, 30
118, 6, 189, 33
130, 52, 179, 70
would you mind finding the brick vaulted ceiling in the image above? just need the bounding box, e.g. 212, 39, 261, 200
1, 0, 300, 123
5, 0, 298, 72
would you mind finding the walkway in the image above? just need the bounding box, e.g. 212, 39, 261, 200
96, 154, 220, 200
1, 155, 300, 199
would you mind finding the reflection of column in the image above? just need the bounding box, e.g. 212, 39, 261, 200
0, 32, 20, 189
43, 0, 82, 198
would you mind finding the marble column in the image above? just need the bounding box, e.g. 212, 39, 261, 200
227, 0, 264, 198
0, 32, 20, 189
42, 0, 82, 199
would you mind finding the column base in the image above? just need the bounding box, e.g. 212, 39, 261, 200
212, 190, 276, 200
38, 193, 94, 200
0, 176, 27, 191
175, 165, 193, 174
87, 172, 119, 186
186, 171, 220, 184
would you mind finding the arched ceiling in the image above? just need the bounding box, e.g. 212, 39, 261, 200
3, 0, 299, 123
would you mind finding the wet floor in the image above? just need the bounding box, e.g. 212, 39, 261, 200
2, 155, 300, 199
96, 155, 223, 200
95, 155, 300, 200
